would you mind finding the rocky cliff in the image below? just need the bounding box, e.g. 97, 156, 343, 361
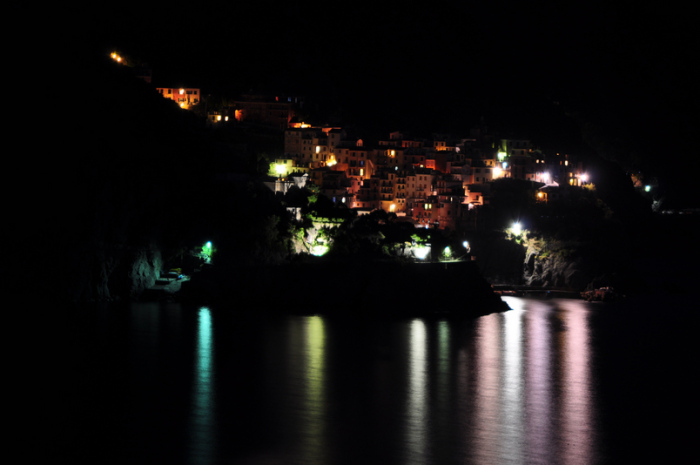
521, 238, 593, 290
473, 234, 600, 291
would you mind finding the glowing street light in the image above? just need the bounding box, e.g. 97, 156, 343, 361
512, 222, 522, 235
414, 247, 430, 260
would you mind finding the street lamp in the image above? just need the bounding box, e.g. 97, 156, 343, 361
512, 222, 522, 235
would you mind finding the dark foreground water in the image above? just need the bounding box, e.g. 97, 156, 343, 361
45, 295, 697, 464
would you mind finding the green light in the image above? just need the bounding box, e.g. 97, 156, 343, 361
443, 246, 452, 260
202, 241, 214, 263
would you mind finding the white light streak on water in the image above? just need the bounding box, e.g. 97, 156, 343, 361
524, 300, 555, 464
473, 312, 501, 463
502, 304, 525, 463
559, 300, 595, 465
406, 318, 428, 465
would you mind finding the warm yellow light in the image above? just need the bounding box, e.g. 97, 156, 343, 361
179, 88, 185, 95
316, 146, 321, 154
275, 164, 286, 175
493, 167, 503, 178
111, 53, 124, 64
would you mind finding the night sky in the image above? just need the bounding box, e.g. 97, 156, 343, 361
75, 1, 698, 205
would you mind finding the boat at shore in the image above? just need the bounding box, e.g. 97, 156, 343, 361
581, 286, 623, 302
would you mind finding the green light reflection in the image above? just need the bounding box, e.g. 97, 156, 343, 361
190, 306, 216, 464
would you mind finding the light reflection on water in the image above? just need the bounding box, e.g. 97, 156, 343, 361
406, 319, 428, 464
114, 298, 605, 464
523, 299, 554, 464
300, 315, 327, 463
189, 307, 216, 464
557, 299, 594, 465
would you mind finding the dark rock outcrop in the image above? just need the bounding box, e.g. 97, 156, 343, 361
179, 259, 509, 318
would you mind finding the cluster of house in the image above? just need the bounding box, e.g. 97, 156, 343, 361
115, 45, 588, 231
147, 79, 589, 230
264, 121, 588, 231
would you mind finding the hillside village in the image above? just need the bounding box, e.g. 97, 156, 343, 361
266, 120, 588, 232
109, 51, 612, 236
198, 91, 594, 233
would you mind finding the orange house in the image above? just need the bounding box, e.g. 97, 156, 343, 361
157, 87, 201, 109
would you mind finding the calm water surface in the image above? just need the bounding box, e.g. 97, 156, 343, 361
53, 295, 697, 464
